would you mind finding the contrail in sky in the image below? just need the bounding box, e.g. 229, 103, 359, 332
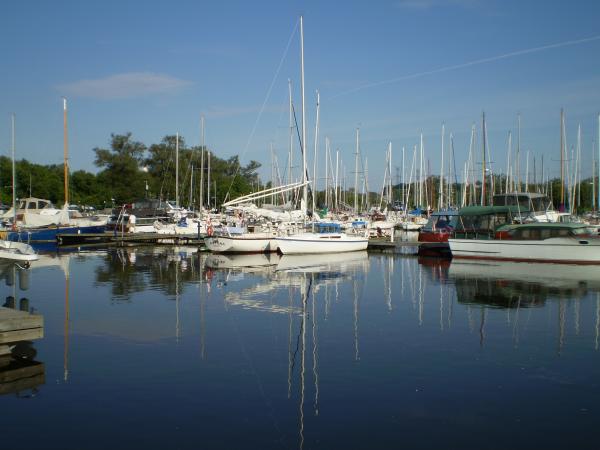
329, 34, 600, 100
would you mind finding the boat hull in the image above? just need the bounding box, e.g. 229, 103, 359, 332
449, 237, 600, 264
0, 240, 39, 262
276, 234, 368, 255
205, 235, 277, 253
2, 225, 107, 243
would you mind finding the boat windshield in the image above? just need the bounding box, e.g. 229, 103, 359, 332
509, 226, 588, 240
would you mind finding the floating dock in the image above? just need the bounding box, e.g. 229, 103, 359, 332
57, 232, 204, 247
0, 306, 45, 396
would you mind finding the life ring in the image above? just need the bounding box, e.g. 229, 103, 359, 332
207, 225, 214, 237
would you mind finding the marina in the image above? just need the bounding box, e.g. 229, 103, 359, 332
3, 1, 600, 448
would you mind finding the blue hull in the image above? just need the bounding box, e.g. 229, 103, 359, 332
2, 225, 106, 243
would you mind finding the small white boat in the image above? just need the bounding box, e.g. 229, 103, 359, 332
276, 223, 368, 255
0, 240, 39, 263
204, 227, 278, 253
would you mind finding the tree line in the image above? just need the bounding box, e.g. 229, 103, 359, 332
0, 133, 262, 209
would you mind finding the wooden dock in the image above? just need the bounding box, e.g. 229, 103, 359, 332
0, 307, 44, 355
367, 238, 420, 252
57, 232, 204, 247
0, 306, 45, 396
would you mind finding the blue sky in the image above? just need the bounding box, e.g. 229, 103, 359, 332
1, 0, 600, 189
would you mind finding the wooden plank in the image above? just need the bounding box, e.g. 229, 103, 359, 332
0, 307, 43, 333
0, 359, 45, 396
0, 328, 44, 344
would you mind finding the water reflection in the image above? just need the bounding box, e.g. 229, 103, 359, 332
95, 246, 201, 300
0, 262, 45, 398
3, 247, 600, 449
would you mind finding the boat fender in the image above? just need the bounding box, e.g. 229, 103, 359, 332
207, 225, 214, 237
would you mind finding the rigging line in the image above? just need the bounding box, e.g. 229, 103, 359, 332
225, 18, 299, 199
329, 34, 600, 100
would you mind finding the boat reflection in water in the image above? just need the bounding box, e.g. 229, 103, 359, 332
449, 259, 600, 308
0, 261, 45, 397
206, 250, 369, 449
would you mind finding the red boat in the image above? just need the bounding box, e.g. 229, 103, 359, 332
417, 211, 458, 257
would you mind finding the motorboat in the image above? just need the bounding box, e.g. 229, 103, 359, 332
0, 240, 39, 264
449, 222, 600, 264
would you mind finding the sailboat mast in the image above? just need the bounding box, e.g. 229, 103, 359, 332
288, 79, 294, 193
560, 108, 565, 208
312, 90, 320, 216
199, 115, 205, 212
517, 113, 521, 192
439, 123, 444, 210
63, 97, 69, 206
11, 113, 16, 227
354, 128, 359, 212
175, 132, 179, 208
325, 137, 329, 209
300, 16, 308, 213
207, 147, 211, 209
481, 112, 486, 206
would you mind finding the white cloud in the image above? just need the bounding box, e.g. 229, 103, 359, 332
57, 72, 192, 99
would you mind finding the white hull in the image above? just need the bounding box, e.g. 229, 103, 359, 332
449, 237, 600, 264
448, 259, 600, 290
276, 233, 368, 255
0, 240, 39, 263
205, 233, 277, 253
276, 251, 368, 271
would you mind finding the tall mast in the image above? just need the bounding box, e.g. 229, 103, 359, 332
481, 112, 486, 206
517, 113, 521, 192
354, 127, 359, 212
388, 141, 393, 206
288, 79, 294, 191
11, 114, 16, 228
199, 115, 205, 212
175, 132, 179, 208
324, 137, 329, 209
560, 108, 565, 208
439, 123, 444, 210
63, 97, 69, 206
312, 90, 320, 216
300, 16, 308, 213
598, 113, 600, 212
505, 131, 512, 194
335, 149, 339, 210
207, 147, 211, 209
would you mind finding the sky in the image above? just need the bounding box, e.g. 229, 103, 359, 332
1, 0, 600, 191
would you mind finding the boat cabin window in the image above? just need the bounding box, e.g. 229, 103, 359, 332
511, 226, 576, 240
315, 223, 341, 234
18, 200, 26, 209
27, 201, 37, 209
38, 200, 50, 209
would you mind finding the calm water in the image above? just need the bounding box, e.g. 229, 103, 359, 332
1, 247, 600, 449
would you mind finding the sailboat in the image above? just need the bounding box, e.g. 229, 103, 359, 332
0, 115, 39, 264
275, 17, 368, 255
2, 100, 107, 244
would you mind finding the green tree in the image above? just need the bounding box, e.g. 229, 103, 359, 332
94, 133, 147, 204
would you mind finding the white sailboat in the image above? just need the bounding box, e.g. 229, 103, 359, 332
275, 17, 368, 255
0, 115, 38, 264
